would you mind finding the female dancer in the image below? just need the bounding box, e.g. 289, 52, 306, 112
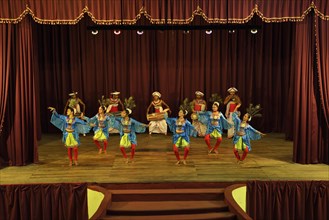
48, 107, 90, 166
112, 108, 147, 163
223, 87, 241, 138
232, 105, 265, 162
166, 109, 196, 165
199, 102, 231, 154
87, 106, 112, 154
146, 91, 171, 135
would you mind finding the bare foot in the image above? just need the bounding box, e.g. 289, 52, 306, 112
208, 148, 213, 154
130, 159, 134, 164
69, 161, 72, 166
103, 150, 107, 154
182, 160, 187, 165
125, 158, 129, 164
74, 161, 78, 166
175, 161, 181, 165
98, 149, 102, 154
213, 149, 219, 154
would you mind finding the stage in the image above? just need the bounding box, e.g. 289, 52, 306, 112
0, 133, 328, 184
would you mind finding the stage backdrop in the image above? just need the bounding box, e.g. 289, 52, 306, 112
0, 0, 328, 165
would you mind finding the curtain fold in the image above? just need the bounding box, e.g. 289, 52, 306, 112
246, 181, 329, 220
0, 17, 39, 166
0, 183, 88, 220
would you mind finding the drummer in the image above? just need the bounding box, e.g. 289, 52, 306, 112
190, 91, 207, 137
106, 91, 125, 133
146, 91, 171, 135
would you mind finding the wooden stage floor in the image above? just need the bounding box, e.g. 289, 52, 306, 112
0, 133, 328, 184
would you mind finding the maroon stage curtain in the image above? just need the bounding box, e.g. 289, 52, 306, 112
0, 183, 88, 220
0, 17, 39, 166
291, 14, 329, 164
246, 181, 329, 220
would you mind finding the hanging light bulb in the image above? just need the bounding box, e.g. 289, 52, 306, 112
114, 30, 121, 35
137, 30, 144, 35
251, 29, 258, 34
91, 30, 99, 35
205, 30, 213, 35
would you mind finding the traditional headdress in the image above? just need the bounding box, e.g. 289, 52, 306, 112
124, 96, 136, 111
111, 91, 120, 95
126, 108, 132, 115
246, 103, 262, 121
209, 93, 223, 106
69, 92, 78, 96
98, 95, 110, 107
152, 91, 161, 98
179, 98, 190, 116
195, 91, 204, 96
227, 87, 238, 93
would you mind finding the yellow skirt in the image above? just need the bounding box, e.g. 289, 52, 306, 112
235, 137, 247, 151
120, 133, 131, 148
93, 129, 107, 141
65, 133, 78, 147
210, 129, 222, 139
175, 137, 189, 148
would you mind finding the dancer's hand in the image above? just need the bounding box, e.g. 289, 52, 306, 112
48, 107, 56, 112
89, 123, 96, 127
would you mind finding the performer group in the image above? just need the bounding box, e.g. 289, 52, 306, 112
48, 88, 265, 166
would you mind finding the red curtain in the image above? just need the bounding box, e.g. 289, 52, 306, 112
247, 181, 329, 220
0, 17, 40, 166
0, 183, 88, 220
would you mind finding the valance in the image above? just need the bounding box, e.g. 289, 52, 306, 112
0, 0, 328, 25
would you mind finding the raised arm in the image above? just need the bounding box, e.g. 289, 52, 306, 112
63, 100, 69, 114
146, 102, 153, 115
78, 98, 86, 113
161, 100, 171, 114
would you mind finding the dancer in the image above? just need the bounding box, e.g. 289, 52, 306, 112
146, 91, 171, 135
112, 108, 147, 163
166, 109, 197, 165
232, 104, 265, 162
106, 91, 125, 133
48, 107, 90, 166
190, 91, 207, 137
87, 106, 112, 154
199, 100, 231, 155
64, 92, 86, 116
223, 87, 241, 138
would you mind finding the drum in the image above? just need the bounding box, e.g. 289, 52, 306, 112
147, 112, 166, 121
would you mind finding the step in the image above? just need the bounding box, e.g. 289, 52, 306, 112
110, 188, 225, 201
102, 211, 236, 220
108, 200, 228, 215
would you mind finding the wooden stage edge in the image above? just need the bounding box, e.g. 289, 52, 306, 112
0, 133, 328, 185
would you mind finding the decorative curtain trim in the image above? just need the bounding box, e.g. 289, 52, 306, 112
0, 3, 328, 25
255, 3, 314, 23
314, 9, 329, 21
86, 7, 144, 25
314, 17, 329, 127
